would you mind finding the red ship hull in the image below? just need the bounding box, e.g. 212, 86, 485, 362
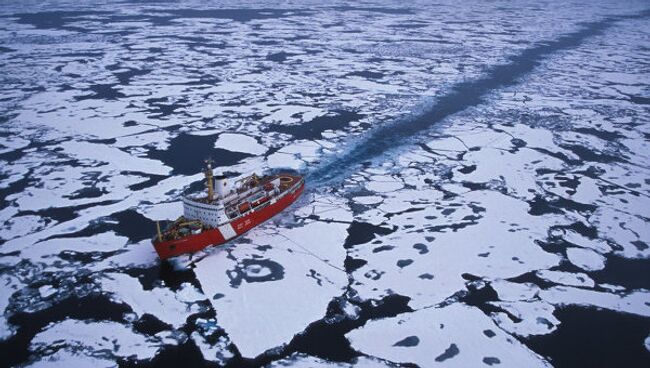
153, 178, 305, 260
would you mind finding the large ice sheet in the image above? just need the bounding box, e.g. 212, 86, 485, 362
193, 197, 349, 358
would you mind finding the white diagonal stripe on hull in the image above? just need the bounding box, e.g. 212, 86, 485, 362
218, 223, 237, 240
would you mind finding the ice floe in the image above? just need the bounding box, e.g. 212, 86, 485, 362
267, 353, 391, 367
25, 350, 116, 368
100, 272, 206, 328
215, 133, 267, 155
30, 320, 163, 362
536, 270, 595, 288
0, 275, 20, 341
346, 303, 551, 367
491, 300, 560, 337
539, 287, 650, 317
193, 196, 349, 358
348, 189, 562, 308
566, 247, 606, 271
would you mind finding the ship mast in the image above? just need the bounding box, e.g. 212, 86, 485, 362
205, 160, 214, 202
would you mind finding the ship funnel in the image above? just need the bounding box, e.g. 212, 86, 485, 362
214, 175, 229, 199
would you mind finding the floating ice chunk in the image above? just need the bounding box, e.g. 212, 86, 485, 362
425, 136, 468, 152
440, 183, 470, 195
137, 201, 183, 222
461, 147, 564, 199
346, 303, 550, 367
490, 300, 559, 337
0, 136, 30, 153
25, 350, 115, 368
337, 299, 361, 321
58, 140, 170, 176
2, 173, 196, 253
570, 176, 603, 204
536, 270, 595, 288
100, 273, 205, 328
591, 207, 650, 258
445, 129, 511, 151
590, 165, 650, 218
599, 284, 627, 293
262, 105, 325, 125
191, 332, 233, 365
92, 238, 159, 270
12, 95, 152, 140
113, 131, 171, 150
0, 275, 21, 341
0, 214, 46, 242
496, 124, 564, 154
491, 280, 540, 301
645, 335, 650, 353
175, 282, 205, 303
350, 190, 561, 308
154, 330, 186, 346
376, 188, 440, 214
351, 208, 387, 226
558, 131, 611, 155
38, 285, 57, 299
561, 230, 611, 254
539, 287, 650, 317
30, 320, 162, 361
7, 163, 146, 214
295, 193, 353, 223
279, 140, 322, 161
341, 77, 405, 93
21, 232, 129, 261
538, 172, 602, 205
352, 195, 384, 205
0, 173, 26, 191
364, 167, 390, 175
267, 352, 391, 367
366, 175, 404, 193
215, 133, 267, 155
267, 142, 321, 170
566, 247, 606, 271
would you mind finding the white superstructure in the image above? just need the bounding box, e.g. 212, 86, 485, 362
182, 197, 229, 227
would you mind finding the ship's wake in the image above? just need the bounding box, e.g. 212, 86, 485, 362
306, 10, 649, 188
